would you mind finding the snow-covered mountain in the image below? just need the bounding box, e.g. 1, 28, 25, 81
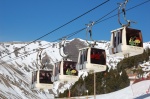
0, 38, 150, 99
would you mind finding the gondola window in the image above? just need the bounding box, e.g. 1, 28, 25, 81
90, 48, 106, 65
39, 70, 52, 84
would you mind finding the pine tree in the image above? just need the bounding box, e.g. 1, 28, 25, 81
70, 76, 84, 97
119, 70, 130, 89
96, 72, 104, 94
104, 68, 115, 93
115, 72, 121, 90
84, 73, 94, 95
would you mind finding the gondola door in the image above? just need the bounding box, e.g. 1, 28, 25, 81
109, 27, 123, 56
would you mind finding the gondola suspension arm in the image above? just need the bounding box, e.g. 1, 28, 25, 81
118, 0, 136, 27
85, 21, 96, 47
59, 37, 68, 60
36, 48, 46, 69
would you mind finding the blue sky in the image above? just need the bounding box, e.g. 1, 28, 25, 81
0, 0, 150, 42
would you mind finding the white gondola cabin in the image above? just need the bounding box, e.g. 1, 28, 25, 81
31, 70, 54, 90
77, 47, 107, 73
56, 60, 79, 83
109, 27, 144, 57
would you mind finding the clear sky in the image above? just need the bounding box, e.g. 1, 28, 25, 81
0, 0, 150, 42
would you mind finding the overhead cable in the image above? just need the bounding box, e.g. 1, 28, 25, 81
0, 0, 149, 65
0, 0, 109, 60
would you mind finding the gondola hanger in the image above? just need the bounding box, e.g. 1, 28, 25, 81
85, 21, 97, 47
36, 48, 46, 69
118, 0, 136, 27
58, 37, 68, 60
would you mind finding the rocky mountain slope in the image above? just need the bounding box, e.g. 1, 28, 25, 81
0, 38, 149, 99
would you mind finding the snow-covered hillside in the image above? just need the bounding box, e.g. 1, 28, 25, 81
77, 80, 150, 99
0, 38, 150, 99
0, 41, 61, 99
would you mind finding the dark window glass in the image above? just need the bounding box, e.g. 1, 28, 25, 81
39, 70, 53, 84
90, 48, 106, 65
63, 61, 78, 76
113, 30, 122, 47
57, 62, 61, 73
32, 71, 37, 84
114, 36, 116, 47
34, 71, 37, 82
120, 30, 122, 44
55, 63, 59, 76
79, 49, 87, 65
126, 28, 143, 47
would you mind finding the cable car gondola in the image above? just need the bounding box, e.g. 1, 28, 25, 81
31, 69, 54, 90
109, 27, 143, 57
77, 47, 106, 73
109, 0, 144, 58
56, 38, 79, 83
76, 22, 107, 73
31, 48, 56, 90
56, 60, 79, 83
